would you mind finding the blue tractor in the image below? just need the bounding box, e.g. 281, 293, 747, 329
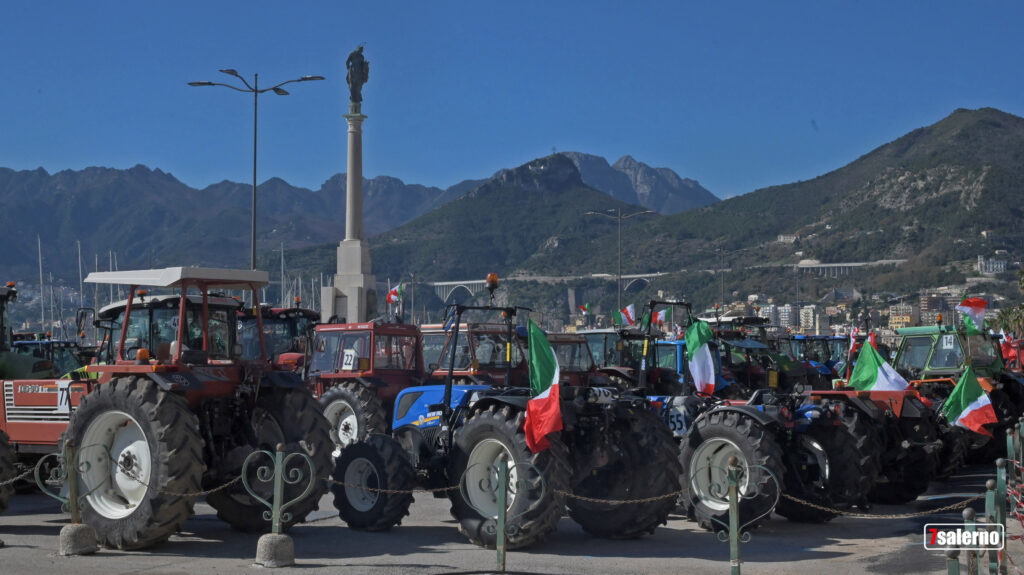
330, 280, 680, 550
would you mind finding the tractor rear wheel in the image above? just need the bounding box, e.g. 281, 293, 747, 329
332, 433, 415, 530
869, 414, 940, 504
321, 382, 388, 459
448, 404, 571, 549
208, 387, 332, 532
680, 409, 785, 532
776, 406, 881, 522
568, 405, 681, 538
69, 377, 203, 549
0, 429, 15, 514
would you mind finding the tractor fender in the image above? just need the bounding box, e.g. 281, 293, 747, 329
260, 369, 305, 389
898, 395, 929, 419
146, 371, 203, 391
469, 393, 529, 414
694, 404, 782, 430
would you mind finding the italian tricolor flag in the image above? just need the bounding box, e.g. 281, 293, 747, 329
956, 297, 987, 335
578, 303, 590, 316
386, 283, 403, 303
524, 319, 562, 452
620, 304, 636, 326
941, 366, 998, 436
686, 320, 716, 395
848, 341, 909, 391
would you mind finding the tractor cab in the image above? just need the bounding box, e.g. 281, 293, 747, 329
429, 322, 528, 387
238, 302, 319, 369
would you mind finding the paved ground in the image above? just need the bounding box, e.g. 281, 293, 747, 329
0, 464, 1015, 574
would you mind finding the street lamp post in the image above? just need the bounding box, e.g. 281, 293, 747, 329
585, 208, 655, 311
189, 70, 324, 270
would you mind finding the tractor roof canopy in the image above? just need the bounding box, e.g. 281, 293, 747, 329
85, 266, 269, 290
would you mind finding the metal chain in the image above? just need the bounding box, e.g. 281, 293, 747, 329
0, 469, 34, 488
555, 488, 686, 505
117, 461, 244, 498
780, 492, 985, 518
330, 477, 685, 504
329, 478, 460, 495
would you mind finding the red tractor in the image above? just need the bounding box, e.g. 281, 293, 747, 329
0, 268, 332, 549
307, 320, 426, 455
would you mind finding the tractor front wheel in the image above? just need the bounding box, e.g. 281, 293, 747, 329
320, 382, 388, 459
332, 433, 415, 530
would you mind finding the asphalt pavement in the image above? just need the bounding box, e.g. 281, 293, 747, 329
0, 464, 1011, 575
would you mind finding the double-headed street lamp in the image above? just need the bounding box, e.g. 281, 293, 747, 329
585, 208, 655, 310
189, 70, 325, 270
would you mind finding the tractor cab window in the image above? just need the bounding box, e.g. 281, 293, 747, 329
440, 332, 472, 370
469, 332, 522, 369
422, 332, 448, 369
261, 318, 295, 360
238, 318, 262, 360
52, 344, 83, 376
373, 334, 418, 370
310, 331, 342, 376
655, 343, 679, 371
120, 309, 151, 358
967, 335, 1000, 368
929, 334, 964, 369
552, 340, 594, 373
204, 309, 232, 359
339, 332, 371, 372
583, 333, 620, 367
895, 336, 933, 376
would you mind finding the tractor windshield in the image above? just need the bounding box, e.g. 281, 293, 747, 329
551, 340, 595, 373
115, 304, 236, 361
422, 332, 448, 369
470, 331, 523, 369
967, 335, 1000, 368
895, 336, 933, 375
373, 333, 418, 371
655, 343, 680, 371
929, 334, 964, 369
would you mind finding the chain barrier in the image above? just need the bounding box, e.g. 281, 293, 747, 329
0, 468, 34, 488
780, 492, 986, 519
117, 462, 244, 498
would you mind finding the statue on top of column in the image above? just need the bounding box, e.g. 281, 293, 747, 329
346, 45, 369, 104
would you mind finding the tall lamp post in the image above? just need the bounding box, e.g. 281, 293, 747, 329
585, 208, 655, 310
189, 70, 324, 269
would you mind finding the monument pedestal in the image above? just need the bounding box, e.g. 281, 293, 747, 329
323, 239, 376, 323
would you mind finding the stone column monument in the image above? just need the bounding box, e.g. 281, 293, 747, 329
322, 46, 376, 323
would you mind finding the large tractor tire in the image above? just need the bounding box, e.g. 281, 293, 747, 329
568, 406, 681, 538
69, 377, 203, 549
869, 414, 940, 505
332, 433, 415, 531
448, 404, 571, 549
680, 409, 785, 532
934, 424, 969, 480
0, 429, 15, 514
320, 382, 388, 458
775, 407, 881, 523
208, 387, 333, 532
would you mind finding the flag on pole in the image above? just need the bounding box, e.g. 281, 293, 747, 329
655, 309, 667, 326
686, 320, 716, 395
621, 304, 636, 326
956, 297, 988, 335
941, 366, 998, 436
845, 326, 860, 380
524, 319, 562, 452
847, 341, 909, 391
386, 283, 403, 303
578, 303, 590, 316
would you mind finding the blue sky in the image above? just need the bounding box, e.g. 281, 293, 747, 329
1, 1, 1021, 199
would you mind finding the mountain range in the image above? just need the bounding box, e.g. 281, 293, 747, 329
0, 154, 713, 278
